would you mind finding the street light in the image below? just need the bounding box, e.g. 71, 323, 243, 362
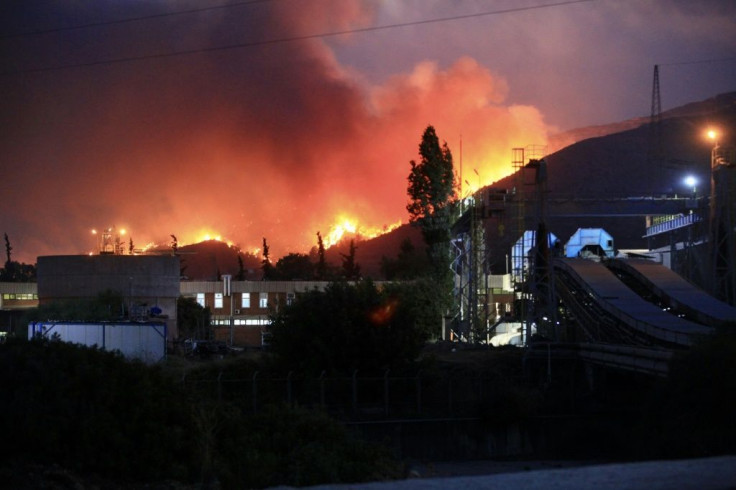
707, 129, 719, 145
684, 175, 697, 197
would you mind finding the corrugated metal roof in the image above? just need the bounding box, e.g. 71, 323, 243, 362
611, 258, 736, 327
555, 258, 712, 346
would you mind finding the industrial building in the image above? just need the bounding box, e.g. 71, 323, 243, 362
37, 254, 180, 340
1, 271, 344, 351
448, 135, 736, 375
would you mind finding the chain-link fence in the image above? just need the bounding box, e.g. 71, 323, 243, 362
181, 370, 523, 421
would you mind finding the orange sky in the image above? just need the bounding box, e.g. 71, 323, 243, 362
1, 0, 733, 264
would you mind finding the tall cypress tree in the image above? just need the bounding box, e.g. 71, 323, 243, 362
261, 237, 274, 280
316, 231, 327, 280
406, 125, 457, 275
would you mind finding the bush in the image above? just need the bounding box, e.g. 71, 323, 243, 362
214, 404, 402, 488
0, 338, 401, 488
269, 279, 441, 375
0, 337, 196, 483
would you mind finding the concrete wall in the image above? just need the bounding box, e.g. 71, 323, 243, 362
37, 255, 180, 339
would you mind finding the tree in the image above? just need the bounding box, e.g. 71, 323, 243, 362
0, 261, 36, 282
380, 237, 429, 280
0, 234, 36, 282
340, 239, 361, 280
3, 233, 11, 264
405, 126, 457, 321
177, 296, 212, 340
269, 280, 434, 374
261, 237, 274, 280
274, 253, 314, 280
406, 125, 457, 275
27, 289, 126, 322
315, 231, 327, 280
236, 254, 246, 281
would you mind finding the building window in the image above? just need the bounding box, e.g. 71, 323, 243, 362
286, 292, 295, 306
196, 293, 205, 308
241, 292, 250, 308
2, 293, 38, 300
215, 293, 223, 309
259, 293, 268, 308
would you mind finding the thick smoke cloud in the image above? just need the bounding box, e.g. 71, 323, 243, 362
0, 0, 548, 263
1, 0, 732, 264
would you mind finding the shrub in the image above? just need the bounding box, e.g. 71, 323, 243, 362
0, 338, 196, 483
214, 404, 401, 488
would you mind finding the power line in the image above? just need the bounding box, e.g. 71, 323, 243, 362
0, 0, 276, 40
660, 56, 736, 67
1, 0, 596, 76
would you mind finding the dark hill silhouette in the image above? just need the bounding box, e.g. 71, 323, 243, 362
175, 240, 261, 281
174, 226, 424, 281
323, 225, 424, 279
548, 92, 736, 153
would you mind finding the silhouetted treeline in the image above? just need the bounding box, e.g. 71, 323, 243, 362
0, 338, 400, 488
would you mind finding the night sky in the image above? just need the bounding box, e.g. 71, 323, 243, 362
1, 0, 734, 264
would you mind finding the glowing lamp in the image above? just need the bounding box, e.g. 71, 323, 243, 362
684, 175, 698, 198
707, 129, 719, 144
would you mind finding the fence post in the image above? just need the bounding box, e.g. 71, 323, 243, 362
352, 370, 358, 416
384, 369, 390, 416
252, 371, 259, 413
319, 371, 326, 409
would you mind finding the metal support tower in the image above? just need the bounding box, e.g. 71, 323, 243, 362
510, 146, 547, 345
527, 158, 558, 341
648, 65, 663, 193
450, 192, 489, 342
649, 66, 662, 156
709, 144, 736, 304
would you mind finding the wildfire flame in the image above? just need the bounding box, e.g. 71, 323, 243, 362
88, 217, 402, 259
190, 229, 235, 248
322, 215, 402, 248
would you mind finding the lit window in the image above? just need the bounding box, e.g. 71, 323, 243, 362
196, 293, 205, 308
241, 292, 250, 308
215, 293, 223, 309
259, 293, 268, 308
